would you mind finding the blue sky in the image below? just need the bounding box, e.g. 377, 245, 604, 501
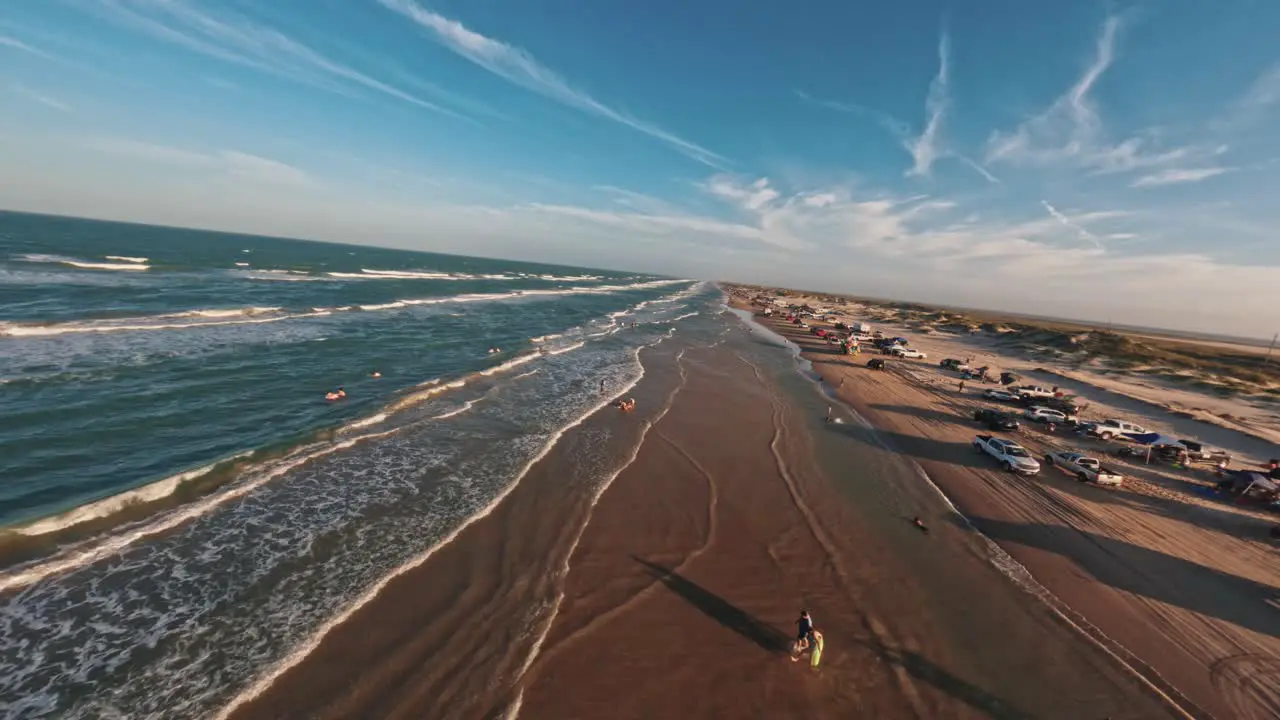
2, 1, 1278, 335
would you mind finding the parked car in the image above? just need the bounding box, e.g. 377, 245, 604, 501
1177, 439, 1232, 465
940, 358, 971, 371
983, 389, 1020, 403
1082, 419, 1149, 441
1022, 406, 1078, 425
866, 358, 886, 370
973, 435, 1041, 474
892, 348, 928, 359
1043, 451, 1124, 485
973, 408, 1021, 431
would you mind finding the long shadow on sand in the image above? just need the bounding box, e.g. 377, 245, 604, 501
634, 557, 792, 653
636, 557, 1034, 719
965, 516, 1280, 639
822, 421, 993, 469
867, 403, 971, 427
852, 639, 1036, 720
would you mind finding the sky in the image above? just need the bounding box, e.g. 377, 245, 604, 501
2, 1, 1279, 336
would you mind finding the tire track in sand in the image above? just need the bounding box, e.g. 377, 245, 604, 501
736, 351, 932, 719
518, 429, 721, 671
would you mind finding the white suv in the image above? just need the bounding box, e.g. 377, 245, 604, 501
892, 348, 928, 359
1023, 406, 1076, 425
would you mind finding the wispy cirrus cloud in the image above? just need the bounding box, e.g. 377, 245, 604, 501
1040, 200, 1102, 248
795, 30, 1000, 186
985, 16, 1213, 175
86, 0, 466, 119
906, 30, 950, 177
0, 34, 58, 61
86, 137, 310, 186
1131, 167, 1233, 188
12, 83, 71, 112
375, 0, 726, 168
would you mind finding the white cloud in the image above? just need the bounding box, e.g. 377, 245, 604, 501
88, 0, 464, 118
1131, 167, 1232, 188
0, 34, 57, 61
1240, 63, 1280, 110
86, 138, 310, 186
377, 0, 726, 168
906, 31, 950, 177
12, 84, 71, 111
704, 176, 780, 211
985, 17, 1210, 175
955, 154, 1001, 183
1040, 200, 1102, 248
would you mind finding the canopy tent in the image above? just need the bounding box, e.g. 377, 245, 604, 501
1128, 433, 1186, 465
1225, 470, 1278, 493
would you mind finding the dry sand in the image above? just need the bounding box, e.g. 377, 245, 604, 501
755, 304, 1280, 720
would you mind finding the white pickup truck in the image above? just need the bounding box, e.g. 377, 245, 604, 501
1043, 451, 1123, 486
973, 435, 1041, 474
1016, 385, 1056, 400
1083, 419, 1149, 441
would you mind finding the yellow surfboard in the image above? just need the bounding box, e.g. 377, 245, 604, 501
810, 631, 824, 668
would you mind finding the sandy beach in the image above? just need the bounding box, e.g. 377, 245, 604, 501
228, 306, 1181, 720
750, 300, 1280, 720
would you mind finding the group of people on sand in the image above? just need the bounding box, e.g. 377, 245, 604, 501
614, 397, 637, 413
325, 371, 382, 401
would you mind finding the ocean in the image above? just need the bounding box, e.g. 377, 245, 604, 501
0, 211, 716, 718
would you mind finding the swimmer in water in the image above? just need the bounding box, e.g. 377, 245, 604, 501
371, 371, 382, 379
912, 516, 929, 533
337, 386, 346, 398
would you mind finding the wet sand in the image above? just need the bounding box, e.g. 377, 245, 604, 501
758, 309, 1280, 720
228, 315, 1179, 720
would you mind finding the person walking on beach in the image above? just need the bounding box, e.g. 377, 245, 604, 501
958, 379, 965, 393
600, 378, 605, 394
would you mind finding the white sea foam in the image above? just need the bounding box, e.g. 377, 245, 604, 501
104, 255, 149, 263
0, 427, 404, 593
544, 341, 586, 356
66, 257, 147, 269
537, 274, 600, 281
18, 253, 152, 271
0, 309, 327, 337
235, 262, 250, 267
342, 413, 389, 432
431, 400, 476, 420
3, 279, 697, 339
11, 452, 255, 538
479, 353, 539, 376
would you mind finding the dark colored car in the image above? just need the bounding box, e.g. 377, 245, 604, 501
973, 407, 1020, 431
867, 358, 886, 370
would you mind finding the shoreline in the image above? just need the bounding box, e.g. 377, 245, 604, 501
227, 304, 1177, 719
749, 301, 1280, 719
222, 330, 694, 719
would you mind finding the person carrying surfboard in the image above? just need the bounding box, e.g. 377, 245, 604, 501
794, 610, 815, 653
